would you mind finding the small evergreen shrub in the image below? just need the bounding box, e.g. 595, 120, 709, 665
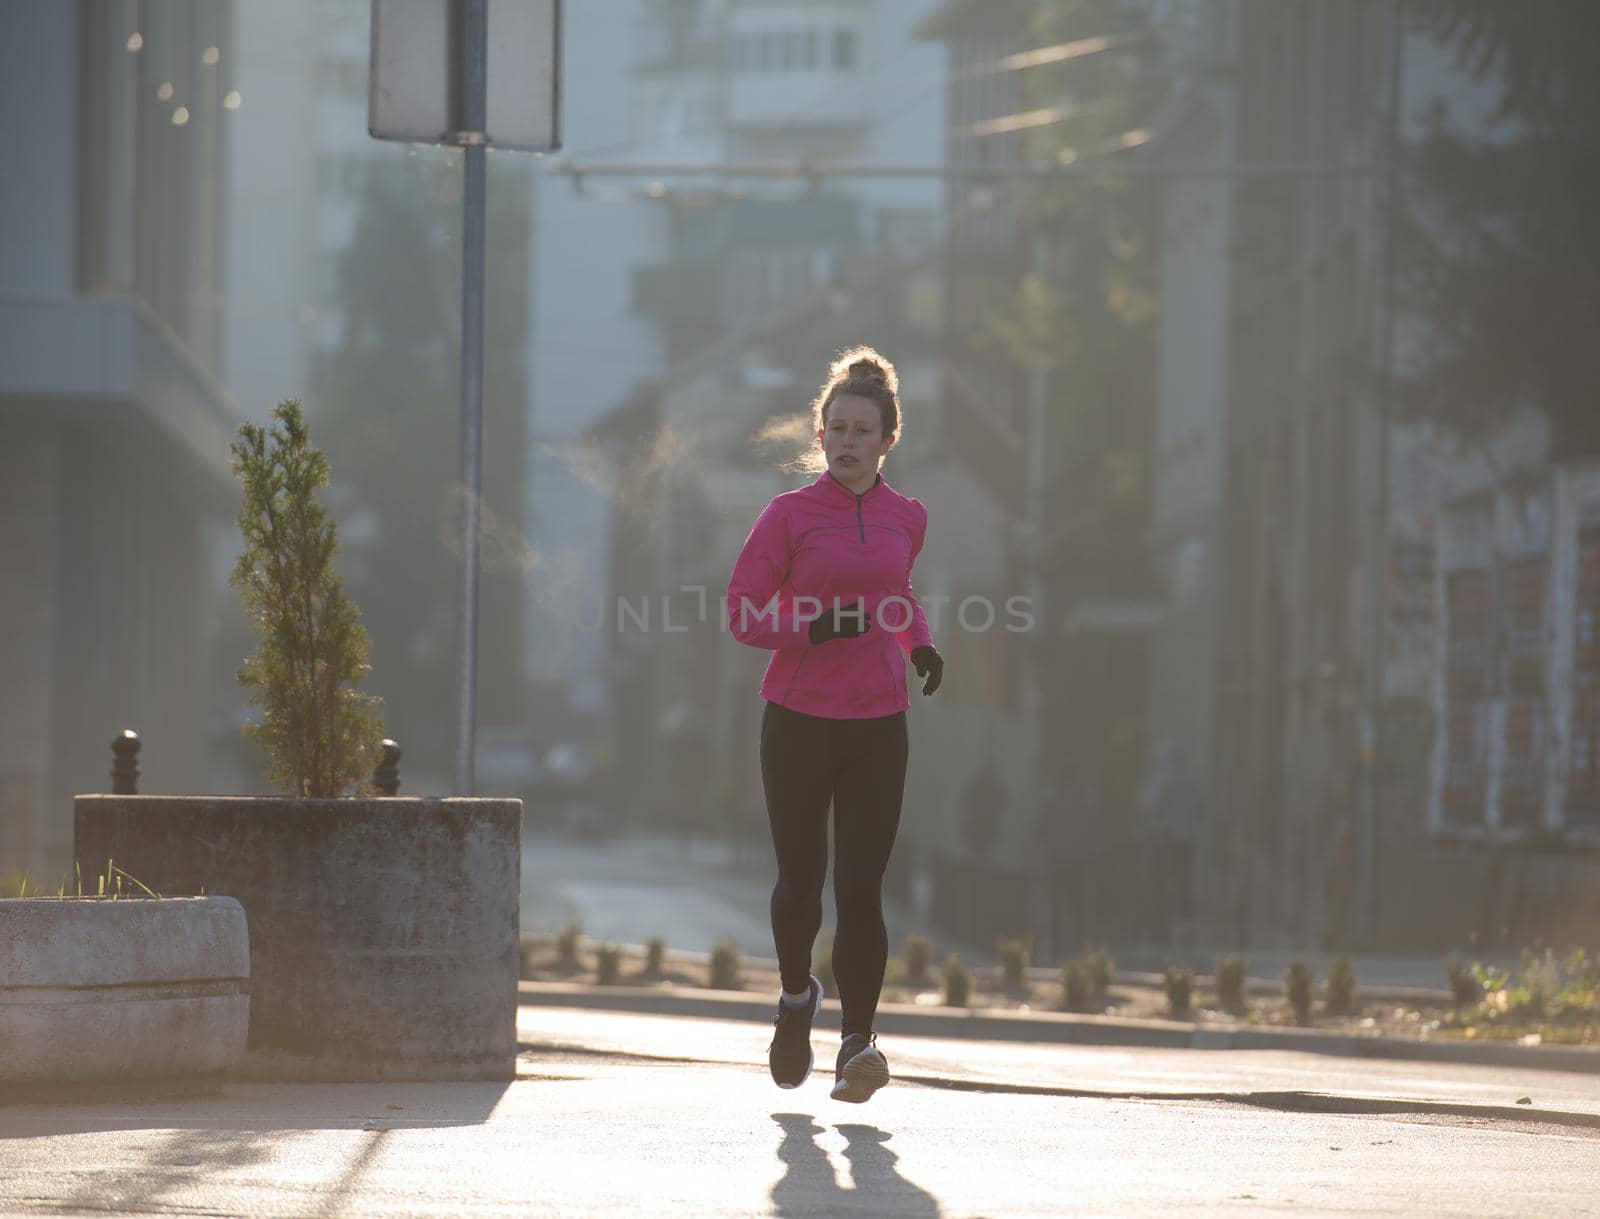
1164, 964, 1194, 1017
228, 400, 383, 796
1285, 961, 1314, 1023
1325, 955, 1357, 1015
645, 936, 666, 976
709, 936, 743, 990
942, 954, 972, 1007
997, 935, 1032, 991
556, 921, 583, 970
595, 943, 622, 986
1061, 961, 1090, 1011
1082, 946, 1116, 992
1215, 953, 1248, 1012
1445, 959, 1480, 1008
904, 934, 932, 984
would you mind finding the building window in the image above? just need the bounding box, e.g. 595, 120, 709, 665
1576, 521, 1600, 672
1569, 520, 1600, 828
1445, 569, 1491, 699
1505, 554, 1546, 696
735, 28, 823, 72
1389, 537, 1435, 638
1443, 701, 1487, 827
1501, 698, 1544, 830
1570, 679, 1600, 829
1443, 568, 1491, 826
833, 28, 857, 71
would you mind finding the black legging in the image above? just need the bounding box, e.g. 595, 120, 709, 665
760, 700, 908, 1037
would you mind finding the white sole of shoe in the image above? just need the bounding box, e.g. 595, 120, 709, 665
830, 1046, 889, 1104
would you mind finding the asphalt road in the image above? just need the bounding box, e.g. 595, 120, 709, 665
521, 831, 779, 952
3, 1005, 1598, 1218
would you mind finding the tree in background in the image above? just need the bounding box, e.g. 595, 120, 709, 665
313, 155, 532, 788
1399, 1, 1600, 456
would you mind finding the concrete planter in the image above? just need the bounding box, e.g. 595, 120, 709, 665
74, 795, 521, 1081
0, 895, 248, 1084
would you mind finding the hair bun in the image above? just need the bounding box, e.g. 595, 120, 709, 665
829, 345, 899, 394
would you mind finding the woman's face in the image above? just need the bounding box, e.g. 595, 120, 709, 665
819, 393, 894, 485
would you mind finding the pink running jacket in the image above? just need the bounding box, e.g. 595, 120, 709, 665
727, 471, 935, 719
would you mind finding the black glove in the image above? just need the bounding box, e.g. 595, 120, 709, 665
911, 645, 943, 696
808, 600, 871, 645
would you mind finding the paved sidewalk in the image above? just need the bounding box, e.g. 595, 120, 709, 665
518, 1005, 1600, 1126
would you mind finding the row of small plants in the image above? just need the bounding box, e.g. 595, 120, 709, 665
523, 926, 1112, 1010
520, 926, 1599, 1041
1160, 954, 1357, 1023
522, 923, 748, 991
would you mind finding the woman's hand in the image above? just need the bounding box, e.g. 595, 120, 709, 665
910, 646, 943, 696
808, 601, 872, 645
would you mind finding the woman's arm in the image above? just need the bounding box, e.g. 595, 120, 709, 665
893, 511, 935, 654
727, 499, 815, 649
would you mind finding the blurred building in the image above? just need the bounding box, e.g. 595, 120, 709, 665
911, 0, 1058, 950
223, 0, 374, 419
1144, 1, 1398, 951
1141, 1, 1233, 948
579, 0, 1169, 954
915, 0, 1169, 957
1148, 1, 1600, 954
523, 0, 659, 723
586, 0, 1168, 961
0, 0, 239, 876
218, 1, 537, 791
571, 0, 952, 847
1369, 24, 1600, 952
1388, 444, 1600, 949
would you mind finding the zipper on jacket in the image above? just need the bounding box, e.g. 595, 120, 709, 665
855, 491, 865, 543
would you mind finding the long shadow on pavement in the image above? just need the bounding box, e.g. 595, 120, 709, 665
771, 1113, 942, 1217
0, 1080, 513, 1138
0, 1081, 512, 1217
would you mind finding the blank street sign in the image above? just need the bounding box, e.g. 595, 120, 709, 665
369, 0, 561, 152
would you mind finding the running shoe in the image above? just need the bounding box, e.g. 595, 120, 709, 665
830, 1031, 890, 1103
768, 975, 823, 1088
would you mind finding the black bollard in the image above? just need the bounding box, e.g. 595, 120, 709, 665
373, 739, 401, 796
111, 730, 140, 794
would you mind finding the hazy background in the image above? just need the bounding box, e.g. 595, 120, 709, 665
5, 0, 1599, 961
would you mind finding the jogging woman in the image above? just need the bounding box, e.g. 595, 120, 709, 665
727, 347, 943, 1103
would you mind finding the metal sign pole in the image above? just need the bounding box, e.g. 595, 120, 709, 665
452, 0, 488, 796
369, 0, 560, 794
